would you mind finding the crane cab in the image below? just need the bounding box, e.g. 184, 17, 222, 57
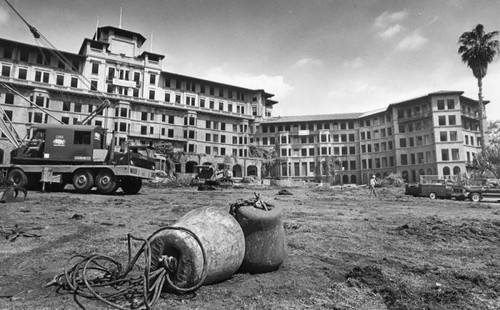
11, 124, 107, 164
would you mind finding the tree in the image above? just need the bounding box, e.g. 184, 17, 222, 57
248, 145, 277, 178
468, 120, 500, 179
154, 142, 180, 176
458, 24, 500, 151
488, 119, 500, 144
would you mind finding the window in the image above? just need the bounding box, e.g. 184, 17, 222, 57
1, 65, 10, 77
438, 116, 446, 126
401, 154, 408, 165
74, 103, 82, 113
2, 110, 12, 122
90, 80, 98, 91
448, 115, 456, 125
141, 126, 147, 135
5, 93, 14, 104
74, 131, 92, 145
141, 112, 148, 121
175, 94, 181, 104
219, 102, 224, 111
35, 96, 44, 107
437, 100, 445, 110
18, 68, 27, 80
200, 98, 205, 108
56, 75, 64, 86
447, 99, 455, 110
150, 74, 156, 85
450, 131, 457, 141
440, 131, 447, 142
149, 90, 155, 100
61, 116, 69, 124
165, 93, 170, 102
92, 63, 99, 74
33, 112, 43, 123
71, 77, 78, 88
62, 101, 71, 111
441, 149, 450, 161
400, 138, 406, 147
452, 149, 459, 160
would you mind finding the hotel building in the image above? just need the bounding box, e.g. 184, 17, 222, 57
0, 26, 484, 183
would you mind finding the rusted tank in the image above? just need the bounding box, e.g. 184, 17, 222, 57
149, 207, 245, 291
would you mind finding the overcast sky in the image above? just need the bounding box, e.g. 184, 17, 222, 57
1, 0, 499, 120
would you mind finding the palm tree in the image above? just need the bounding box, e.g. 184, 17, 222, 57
458, 24, 500, 151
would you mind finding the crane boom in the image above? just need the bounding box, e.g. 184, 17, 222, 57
0, 104, 22, 148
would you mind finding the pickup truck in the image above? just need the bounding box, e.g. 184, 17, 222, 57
405, 182, 467, 200
463, 185, 500, 202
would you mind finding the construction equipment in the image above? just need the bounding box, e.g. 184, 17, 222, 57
190, 165, 234, 187
0, 1, 155, 194
1, 124, 155, 194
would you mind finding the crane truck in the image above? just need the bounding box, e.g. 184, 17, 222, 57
0, 1, 157, 195
0, 122, 155, 195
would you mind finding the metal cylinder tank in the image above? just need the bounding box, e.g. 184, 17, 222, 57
149, 207, 245, 291
233, 204, 287, 273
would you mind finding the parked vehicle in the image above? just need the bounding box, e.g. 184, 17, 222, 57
0, 124, 155, 194
405, 182, 467, 200
463, 183, 500, 202
190, 165, 233, 187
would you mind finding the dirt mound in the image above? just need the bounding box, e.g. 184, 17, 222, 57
392, 217, 500, 243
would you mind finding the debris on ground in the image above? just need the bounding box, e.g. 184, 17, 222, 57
277, 189, 293, 195
0, 178, 27, 203
0, 225, 41, 242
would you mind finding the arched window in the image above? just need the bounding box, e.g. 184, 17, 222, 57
443, 166, 451, 176
247, 165, 258, 176
185, 161, 198, 173
350, 175, 357, 184
342, 175, 349, 184
232, 165, 243, 178
453, 166, 461, 175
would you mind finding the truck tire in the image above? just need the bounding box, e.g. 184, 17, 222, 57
470, 192, 482, 202
7, 168, 28, 189
429, 192, 437, 200
96, 170, 117, 195
72, 170, 94, 193
121, 177, 142, 195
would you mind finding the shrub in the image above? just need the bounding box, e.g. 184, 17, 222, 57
380, 173, 405, 187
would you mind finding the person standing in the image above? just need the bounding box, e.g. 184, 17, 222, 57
369, 175, 378, 197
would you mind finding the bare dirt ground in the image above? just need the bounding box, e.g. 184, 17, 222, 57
1, 183, 499, 310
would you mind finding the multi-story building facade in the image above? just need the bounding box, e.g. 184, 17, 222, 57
0, 26, 485, 183
254, 91, 484, 184
0, 26, 276, 178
